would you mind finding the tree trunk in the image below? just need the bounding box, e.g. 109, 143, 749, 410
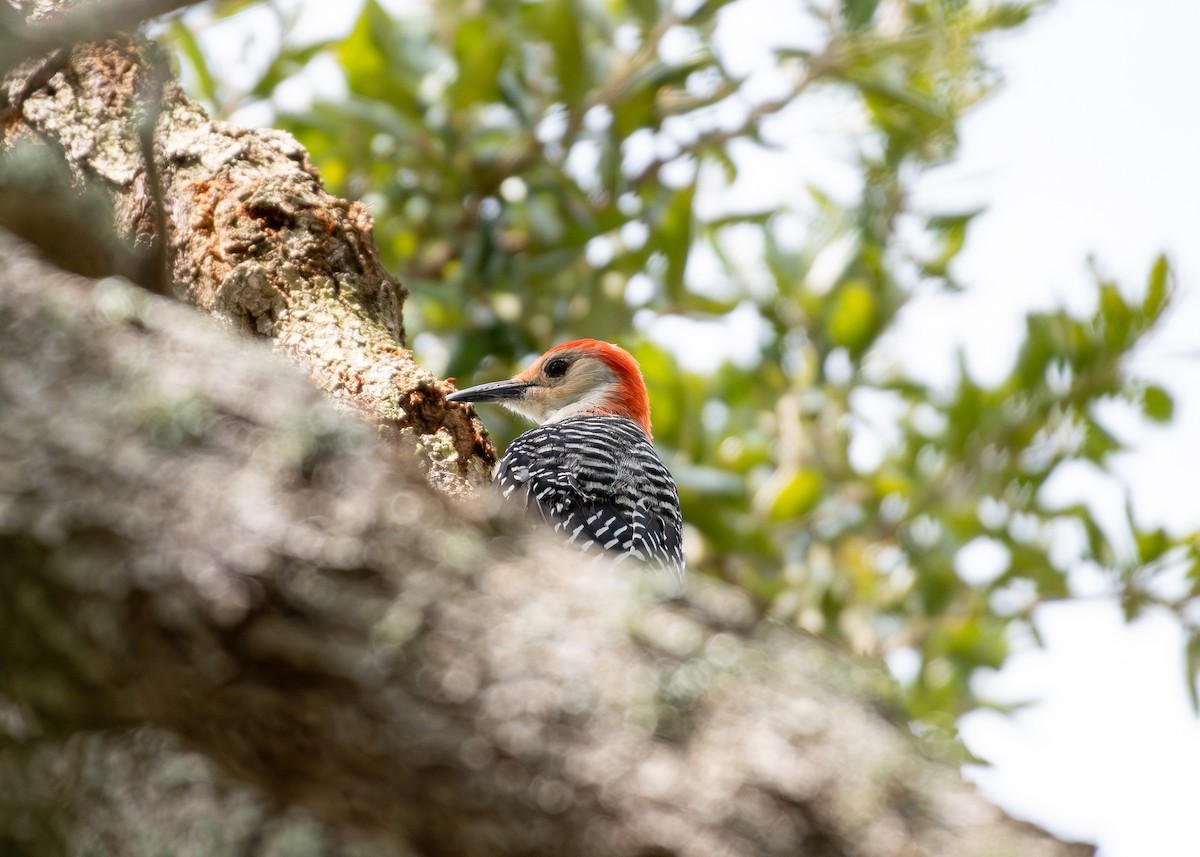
2, 19, 494, 492
0, 6, 1093, 857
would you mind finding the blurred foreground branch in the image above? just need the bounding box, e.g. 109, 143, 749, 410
0, 226, 1092, 855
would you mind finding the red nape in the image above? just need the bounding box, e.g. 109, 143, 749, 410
544, 339, 653, 439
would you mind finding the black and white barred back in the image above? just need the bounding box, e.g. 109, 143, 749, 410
495, 415, 684, 578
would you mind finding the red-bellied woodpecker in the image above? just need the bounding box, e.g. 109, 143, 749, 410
447, 339, 684, 578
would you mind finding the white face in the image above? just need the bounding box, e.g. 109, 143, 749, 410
503, 351, 618, 425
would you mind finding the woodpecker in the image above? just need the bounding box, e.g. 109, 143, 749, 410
447, 339, 684, 578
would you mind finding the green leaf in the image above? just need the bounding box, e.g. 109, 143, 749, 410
1135, 527, 1172, 565
1141, 384, 1174, 423
337, 0, 421, 111
828, 281, 876, 352
542, 0, 589, 103
978, 3, 1038, 32
449, 16, 509, 109
1143, 254, 1172, 319
1097, 282, 1132, 350
764, 469, 824, 520
658, 183, 696, 302
923, 209, 979, 276
842, 0, 879, 30
1081, 413, 1123, 461
611, 85, 657, 141
683, 0, 730, 27
1008, 544, 1069, 598
627, 0, 659, 27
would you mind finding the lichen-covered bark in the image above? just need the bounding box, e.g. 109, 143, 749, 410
1, 32, 494, 490
0, 727, 400, 857
0, 228, 1091, 857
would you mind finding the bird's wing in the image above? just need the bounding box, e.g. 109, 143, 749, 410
495, 417, 684, 576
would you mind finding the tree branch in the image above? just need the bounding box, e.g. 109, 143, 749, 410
0, 227, 1091, 857
2, 27, 495, 487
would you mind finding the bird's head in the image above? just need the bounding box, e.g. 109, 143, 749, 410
447, 339, 653, 438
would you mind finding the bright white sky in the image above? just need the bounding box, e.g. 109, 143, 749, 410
666, 3, 1200, 851
918, 2, 1200, 854
665, 2, 1200, 848
186, 0, 1200, 853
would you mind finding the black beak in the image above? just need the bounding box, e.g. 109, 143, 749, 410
446, 379, 532, 404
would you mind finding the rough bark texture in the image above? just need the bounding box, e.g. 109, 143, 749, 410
0, 5, 1094, 857
0, 228, 1090, 857
1, 27, 494, 493
0, 727, 393, 857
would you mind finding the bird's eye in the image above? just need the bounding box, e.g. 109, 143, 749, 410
545, 357, 570, 378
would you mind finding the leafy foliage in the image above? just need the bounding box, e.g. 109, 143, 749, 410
166, 0, 1198, 737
